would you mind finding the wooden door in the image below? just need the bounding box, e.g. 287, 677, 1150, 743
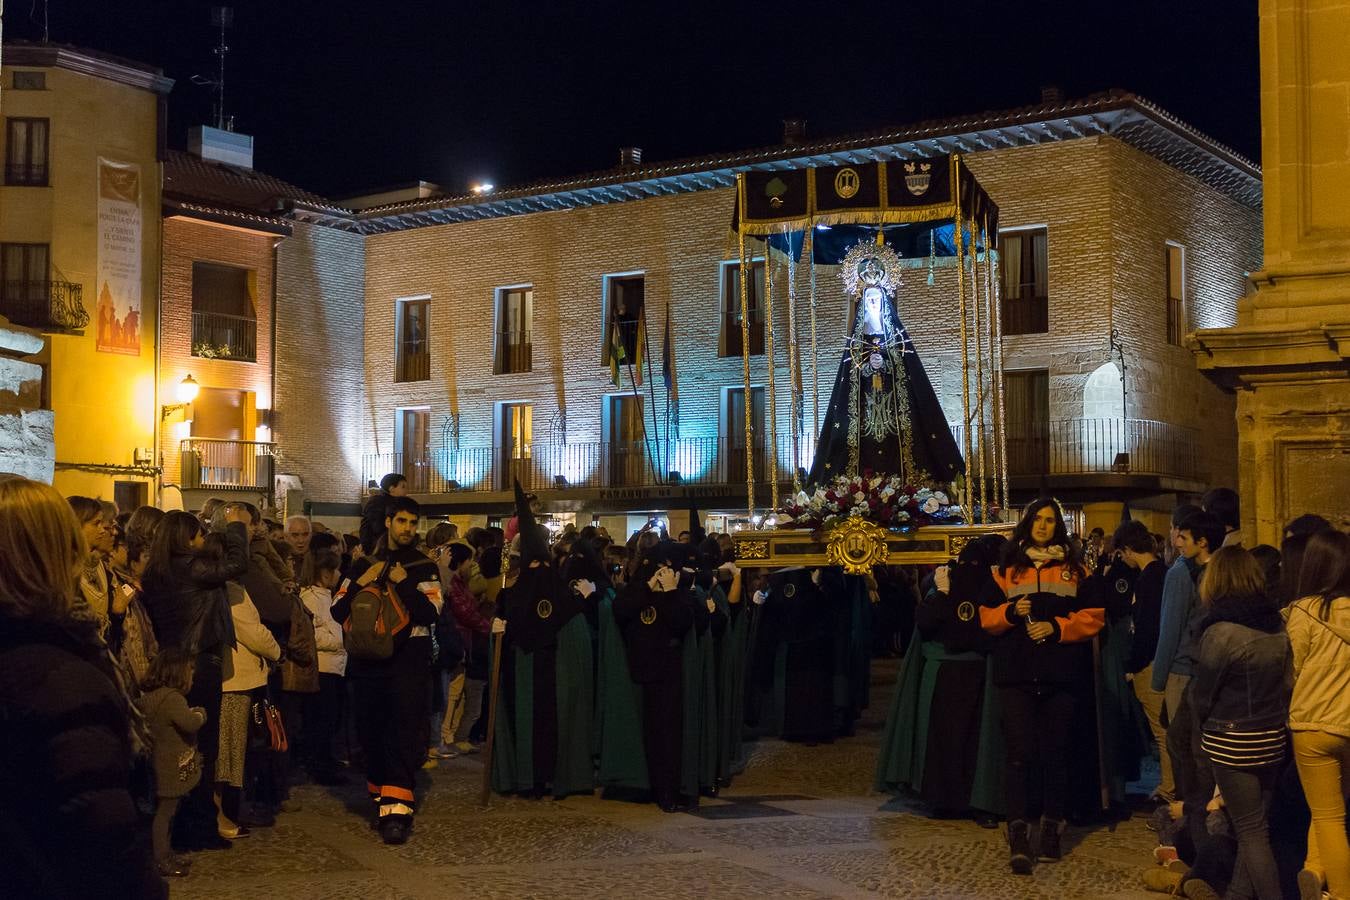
607, 395, 645, 487
496, 403, 533, 490
400, 408, 431, 492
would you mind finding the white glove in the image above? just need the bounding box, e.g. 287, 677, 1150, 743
491, 617, 507, 634
718, 561, 740, 578
572, 578, 596, 599
810, 569, 822, 586
647, 565, 679, 593
934, 565, 951, 594
752, 589, 769, 606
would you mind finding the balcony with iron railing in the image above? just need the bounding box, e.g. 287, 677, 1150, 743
951, 417, 1206, 484
366, 417, 1207, 500
191, 310, 257, 362
363, 434, 807, 496
180, 438, 276, 491
0, 280, 89, 332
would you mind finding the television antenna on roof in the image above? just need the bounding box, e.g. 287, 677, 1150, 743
190, 7, 234, 131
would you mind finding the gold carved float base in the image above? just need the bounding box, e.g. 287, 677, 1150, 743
733, 520, 1015, 573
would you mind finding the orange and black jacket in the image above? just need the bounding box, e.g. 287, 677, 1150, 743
979, 557, 1105, 687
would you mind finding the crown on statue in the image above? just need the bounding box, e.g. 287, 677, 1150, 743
841, 239, 902, 298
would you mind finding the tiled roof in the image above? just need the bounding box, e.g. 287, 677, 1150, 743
163, 150, 346, 218
355, 89, 1262, 231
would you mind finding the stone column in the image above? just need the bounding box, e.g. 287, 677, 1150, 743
0, 322, 55, 483
1189, 0, 1350, 544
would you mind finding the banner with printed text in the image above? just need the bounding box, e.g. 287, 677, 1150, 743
97, 158, 142, 355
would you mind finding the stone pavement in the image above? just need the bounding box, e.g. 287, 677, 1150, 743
172, 660, 1161, 899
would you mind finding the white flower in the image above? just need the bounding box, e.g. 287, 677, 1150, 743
853, 491, 865, 503
934, 491, 949, 505
921, 496, 941, 514
915, 488, 933, 501
795, 491, 810, 506
897, 494, 910, 506
880, 486, 895, 499
896, 510, 910, 522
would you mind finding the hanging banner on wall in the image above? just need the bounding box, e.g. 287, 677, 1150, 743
96, 158, 142, 355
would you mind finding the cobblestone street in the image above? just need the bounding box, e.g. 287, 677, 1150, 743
172, 660, 1159, 899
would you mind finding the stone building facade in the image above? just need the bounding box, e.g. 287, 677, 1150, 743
1190, 0, 1350, 543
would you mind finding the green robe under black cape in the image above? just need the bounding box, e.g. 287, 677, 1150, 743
874, 627, 1005, 814
490, 614, 595, 799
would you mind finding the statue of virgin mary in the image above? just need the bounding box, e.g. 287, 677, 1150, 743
807, 240, 965, 486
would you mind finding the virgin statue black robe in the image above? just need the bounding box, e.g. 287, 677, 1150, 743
807, 292, 964, 486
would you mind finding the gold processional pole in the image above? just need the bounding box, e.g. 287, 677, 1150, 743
983, 213, 1002, 519
736, 174, 756, 522
992, 219, 1010, 517
972, 218, 987, 524
953, 160, 973, 517
785, 230, 802, 496
809, 224, 820, 466
764, 236, 780, 513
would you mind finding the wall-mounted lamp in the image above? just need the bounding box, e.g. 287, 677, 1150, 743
161, 374, 200, 421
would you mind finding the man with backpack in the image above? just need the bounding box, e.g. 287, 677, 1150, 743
333, 495, 442, 845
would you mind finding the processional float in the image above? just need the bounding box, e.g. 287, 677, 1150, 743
730, 154, 1013, 572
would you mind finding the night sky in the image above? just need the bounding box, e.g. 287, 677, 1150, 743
8, 0, 1261, 199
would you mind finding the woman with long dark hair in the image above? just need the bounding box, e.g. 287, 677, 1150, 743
980, 498, 1105, 874
1287, 529, 1350, 900
141, 507, 251, 851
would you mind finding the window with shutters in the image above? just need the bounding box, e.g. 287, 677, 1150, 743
998, 228, 1049, 335
720, 260, 765, 357
5, 117, 49, 186
494, 286, 533, 374
395, 297, 430, 382
1166, 242, 1186, 346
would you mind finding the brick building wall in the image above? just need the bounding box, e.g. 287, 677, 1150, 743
271, 133, 1260, 511
159, 216, 276, 486
273, 221, 368, 502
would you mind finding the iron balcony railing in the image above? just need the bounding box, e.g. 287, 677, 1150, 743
365, 417, 1205, 496
952, 417, 1205, 482
0, 279, 89, 331
180, 438, 276, 491
362, 434, 808, 495
191, 311, 257, 362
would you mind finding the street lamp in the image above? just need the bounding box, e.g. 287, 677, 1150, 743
162, 374, 200, 420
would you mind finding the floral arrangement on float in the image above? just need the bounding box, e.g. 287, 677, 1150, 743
780, 471, 965, 532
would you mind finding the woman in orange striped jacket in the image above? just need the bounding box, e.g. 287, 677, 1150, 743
980, 498, 1105, 875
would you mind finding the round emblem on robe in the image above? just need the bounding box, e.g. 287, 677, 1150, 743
783, 583, 797, 598
869, 351, 884, 371
1115, 578, 1130, 594
640, 606, 657, 625
957, 601, 976, 623
536, 599, 553, 619
834, 167, 860, 199
1061, 569, 1072, 581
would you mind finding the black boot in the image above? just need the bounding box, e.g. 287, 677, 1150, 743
1038, 817, 1063, 861
1007, 820, 1034, 875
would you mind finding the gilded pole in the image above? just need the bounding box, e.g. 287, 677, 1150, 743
736, 175, 755, 521
764, 238, 780, 512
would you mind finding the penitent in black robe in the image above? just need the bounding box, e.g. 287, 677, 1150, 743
807, 295, 964, 485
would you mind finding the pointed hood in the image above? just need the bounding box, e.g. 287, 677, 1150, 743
513, 479, 550, 567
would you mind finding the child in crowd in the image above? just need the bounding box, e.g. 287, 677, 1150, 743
138, 648, 207, 878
